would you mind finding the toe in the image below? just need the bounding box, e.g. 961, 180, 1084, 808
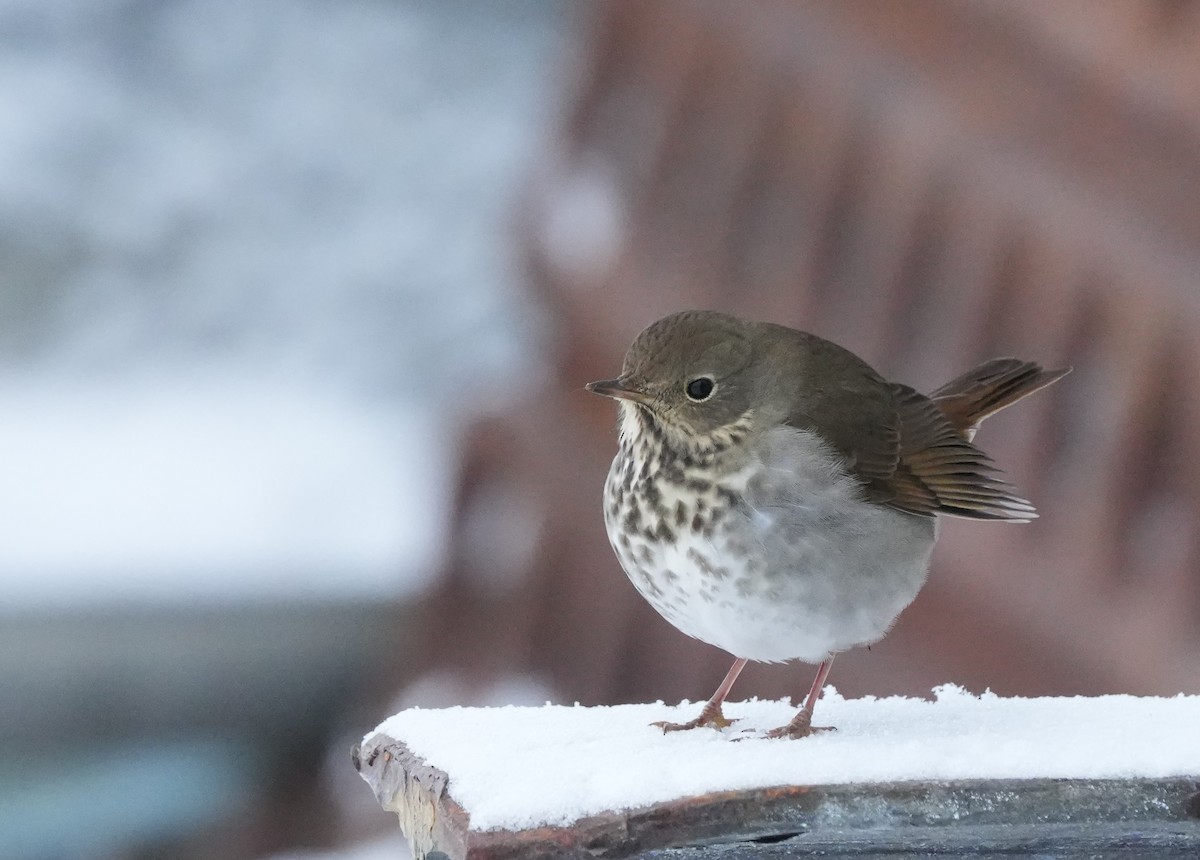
764, 723, 837, 740
650, 712, 736, 733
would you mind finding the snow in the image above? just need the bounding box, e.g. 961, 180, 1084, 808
0, 0, 569, 606
370, 687, 1200, 832
0, 376, 448, 606
0, 0, 560, 400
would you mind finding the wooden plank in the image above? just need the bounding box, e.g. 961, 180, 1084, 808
354, 732, 1200, 860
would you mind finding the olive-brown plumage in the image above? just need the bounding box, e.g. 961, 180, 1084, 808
587, 310, 1068, 738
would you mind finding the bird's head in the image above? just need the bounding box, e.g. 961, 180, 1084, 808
586, 311, 769, 460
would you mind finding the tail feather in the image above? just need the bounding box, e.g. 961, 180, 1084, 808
931, 358, 1070, 436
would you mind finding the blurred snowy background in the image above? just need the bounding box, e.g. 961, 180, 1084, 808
0, 0, 572, 857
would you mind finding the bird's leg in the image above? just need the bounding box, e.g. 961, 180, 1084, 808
765, 656, 837, 739
652, 657, 747, 732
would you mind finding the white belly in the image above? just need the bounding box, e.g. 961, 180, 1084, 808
604, 427, 937, 664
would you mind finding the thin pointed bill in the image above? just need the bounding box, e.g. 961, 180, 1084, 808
585, 377, 653, 405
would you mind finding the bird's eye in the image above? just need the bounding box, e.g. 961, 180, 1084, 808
685, 377, 715, 401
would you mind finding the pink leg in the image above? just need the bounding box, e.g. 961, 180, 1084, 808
765, 656, 837, 739
653, 657, 748, 732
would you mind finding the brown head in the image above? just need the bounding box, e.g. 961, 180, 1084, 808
585, 311, 776, 452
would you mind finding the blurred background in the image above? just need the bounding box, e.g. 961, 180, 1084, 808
5, 0, 1200, 857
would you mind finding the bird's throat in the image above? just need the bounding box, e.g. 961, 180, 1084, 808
617, 401, 753, 473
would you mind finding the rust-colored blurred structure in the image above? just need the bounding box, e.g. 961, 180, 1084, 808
415, 0, 1200, 709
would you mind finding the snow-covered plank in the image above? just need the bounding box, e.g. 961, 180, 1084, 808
355, 690, 1200, 859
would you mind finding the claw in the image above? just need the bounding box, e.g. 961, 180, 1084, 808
763, 722, 836, 740
762, 709, 837, 739
651, 703, 734, 733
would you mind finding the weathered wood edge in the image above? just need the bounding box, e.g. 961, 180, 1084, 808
354, 734, 1200, 860
354, 732, 471, 859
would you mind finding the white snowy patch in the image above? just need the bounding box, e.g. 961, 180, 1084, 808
370, 687, 1200, 832
0, 376, 449, 605
536, 157, 626, 286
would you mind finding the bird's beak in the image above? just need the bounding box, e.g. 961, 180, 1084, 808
585, 377, 653, 405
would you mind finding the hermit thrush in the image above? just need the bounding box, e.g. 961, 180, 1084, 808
587, 310, 1068, 739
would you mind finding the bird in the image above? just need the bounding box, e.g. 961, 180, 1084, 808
586, 310, 1069, 739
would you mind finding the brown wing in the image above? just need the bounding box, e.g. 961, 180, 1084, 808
880, 384, 1037, 521
777, 331, 1042, 521
778, 336, 902, 490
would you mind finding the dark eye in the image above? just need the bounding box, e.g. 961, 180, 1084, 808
685, 377, 715, 401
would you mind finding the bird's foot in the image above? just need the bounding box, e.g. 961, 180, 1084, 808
763, 723, 836, 740
762, 712, 837, 740
652, 703, 733, 733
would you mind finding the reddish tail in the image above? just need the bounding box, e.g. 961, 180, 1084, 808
931, 358, 1070, 437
